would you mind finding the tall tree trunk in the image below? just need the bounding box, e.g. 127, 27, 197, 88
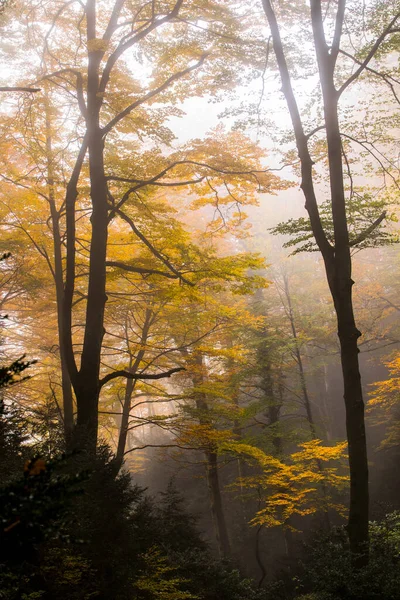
257, 345, 282, 574
205, 449, 232, 559
259, 346, 282, 456
57, 0, 188, 455
45, 94, 74, 446
321, 364, 333, 441
282, 273, 317, 439
193, 354, 231, 558
330, 264, 368, 558
314, 17, 368, 555
116, 374, 136, 467
260, 0, 369, 561
73, 0, 109, 453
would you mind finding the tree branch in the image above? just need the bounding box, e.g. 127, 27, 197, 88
62, 135, 89, 383
106, 174, 205, 187
339, 48, 400, 106
39, 69, 86, 116
109, 159, 274, 218
102, 0, 126, 42
99, 0, 184, 93
379, 296, 400, 313
99, 366, 185, 389
349, 211, 387, 247
112, 208, 195, 286
123, 442, 199, 455
330, 0, 346, 65
105, 260, 182, 280
338, 10, 400, 96
261, 0, 333, 262
102, 54, 208, 136
0, 86, 40, 93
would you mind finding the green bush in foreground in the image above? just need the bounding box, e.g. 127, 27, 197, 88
295, 513, 400, 600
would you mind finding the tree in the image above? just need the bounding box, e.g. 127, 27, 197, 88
257, 0, 400, 561
223, 438, 348, 531
0, 0, 285, 455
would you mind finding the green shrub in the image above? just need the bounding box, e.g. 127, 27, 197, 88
296, 513, 400, 600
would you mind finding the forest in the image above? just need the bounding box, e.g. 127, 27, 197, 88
1, 0, 400, 598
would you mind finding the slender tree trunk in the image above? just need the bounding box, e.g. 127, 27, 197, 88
44, 95, 74, 446
253, 298, 283, 454
259, 349, 282, 456
205, 449, 232, 558
193, 354, 231, 558
322, 364, 333, 441
257, 348, 282, 575
282, 260, 331, 528
116, 375, 136, 467
282, 273, 318, 439
232, 395, 249, 534
259, 349, 297, 556
260, 0, 369, 561
255, 524, 266, 587
115, 308, 152, 468
331, 269, 368, 558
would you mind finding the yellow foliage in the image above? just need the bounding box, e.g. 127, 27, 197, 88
222, 439, 348, 529
179, 423, 233, 448
87, 38, 109, 53
369, 352, 400, 447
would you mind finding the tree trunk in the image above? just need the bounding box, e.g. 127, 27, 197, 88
193, 353, 231, 558
282, 273, 318, 439
45, 95, 74, 446
331, 271, 368, 559
321, 364, 332, 441
260, 0, 369, 561
205, 449, 232, 558
115, 309, 152, 468
116, 376, 136, 467
73, 2, 109, 453
320, 63, 369, 560
260, 350, 282, 456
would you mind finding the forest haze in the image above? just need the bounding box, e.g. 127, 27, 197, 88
1, 0, 400, 598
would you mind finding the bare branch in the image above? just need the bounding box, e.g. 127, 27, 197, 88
330, 0, 346, 65
99, 366, 185, 389
124, 442, 200, 455
379, 296, 400, 313
305, 124, 325, 140
0, 87, 40, 93
105, 260, 182, 280
341, 132, 400, 190
339, 48, 400, 106
106, 174, 205, 187
103, 0, 126, 42
338, 11, 400, 96
39, 69, 86, 116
